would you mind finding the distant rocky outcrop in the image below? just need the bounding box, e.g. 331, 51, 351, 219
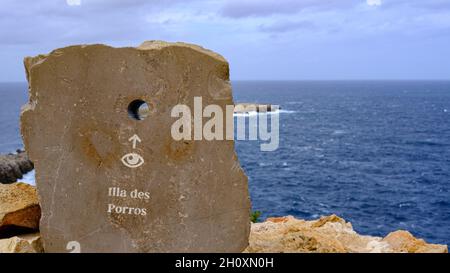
0, 150, 34, 184
245, 215, 448, 253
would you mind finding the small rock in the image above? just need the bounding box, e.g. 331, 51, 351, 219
0, 233, 43, 253
0, 182, 41, 237
382, 230, 448, 253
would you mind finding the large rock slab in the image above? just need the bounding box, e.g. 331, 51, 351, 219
246, 215, 448, 253
21, 41, 250, 253
0, 233, 43, 253
0, 182, 40, 237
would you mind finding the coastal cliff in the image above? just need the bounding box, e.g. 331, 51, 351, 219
0, 150, 33, 184
0, 182, 447, 253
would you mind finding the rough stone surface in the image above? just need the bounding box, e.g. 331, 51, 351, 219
21, 41, 250, 253
382, 230, 448, 253
246, 215, 448, 253
0, 150, 34, 184
0, 182, 40, 237
0, 233, 43, 253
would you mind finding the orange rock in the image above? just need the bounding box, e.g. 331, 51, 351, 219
0, 182, 40, 236
312, 214, 346, 228
266, 216, 291, 223
246, 215, 448, 253
382, 230, 448, 253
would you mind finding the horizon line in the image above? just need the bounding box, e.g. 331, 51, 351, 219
2, 79, 450, 84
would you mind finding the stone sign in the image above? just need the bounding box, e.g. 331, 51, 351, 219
20, 41, 250, 252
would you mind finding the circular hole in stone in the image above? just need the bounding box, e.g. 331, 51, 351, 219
128, 99, 150, 121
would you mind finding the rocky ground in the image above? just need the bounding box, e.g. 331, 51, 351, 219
245, 215, 447, 253
0, 150, 34, 184
0, 182, 447, 253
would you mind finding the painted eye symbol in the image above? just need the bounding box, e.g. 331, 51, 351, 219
121, 153, 145, 168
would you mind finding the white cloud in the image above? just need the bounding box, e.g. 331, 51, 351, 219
366, 0, 382, 6
66, 0, 81, 6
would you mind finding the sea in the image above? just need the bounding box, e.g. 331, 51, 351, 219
1, 81, 449, 245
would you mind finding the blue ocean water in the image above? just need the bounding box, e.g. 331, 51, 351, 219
1, 81, 450, 245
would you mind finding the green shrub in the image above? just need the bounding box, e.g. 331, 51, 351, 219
250, 210, 262, 223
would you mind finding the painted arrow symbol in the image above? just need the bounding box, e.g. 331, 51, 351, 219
128, 134, 141, 149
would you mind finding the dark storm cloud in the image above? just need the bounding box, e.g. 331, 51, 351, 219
1, 0, 450, 81
0, 0, 189, 45
3, 0, 450, 46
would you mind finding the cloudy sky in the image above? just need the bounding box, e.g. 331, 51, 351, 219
1, 0, 450, 81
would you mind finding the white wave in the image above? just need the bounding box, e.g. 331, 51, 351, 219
285, 101, 303, 105
233, 109, 296, 117
278, 109, 296, 114
21, 169, 35, 186
233, 111, 259, 117
332, 130, 346, 135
